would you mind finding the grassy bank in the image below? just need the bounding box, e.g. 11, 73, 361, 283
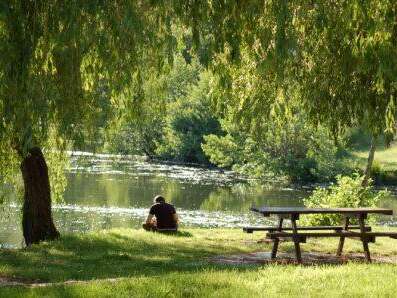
0, 228, 396, 297
348, 140, 397, 184
352, 141, 397, 171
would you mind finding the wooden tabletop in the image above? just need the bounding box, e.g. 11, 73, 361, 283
251, 207, 393, 216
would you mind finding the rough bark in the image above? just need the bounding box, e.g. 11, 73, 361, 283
21, 147, 59, 246
362, 136, 376, 187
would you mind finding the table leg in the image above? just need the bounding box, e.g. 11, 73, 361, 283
337, 216, 350, 256
291, 215, 302, 263
271, 217, 284, 259
358, 214, 371, 262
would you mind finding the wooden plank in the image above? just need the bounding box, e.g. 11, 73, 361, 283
359, 214, 371, 262
337, 217, 349, 256
266, 234, 375, 244
271, 217, 284, 259
291, 215, 302, 263
267, 231, 397, 238
251, 207, 393, 216
243, 225, 371, 233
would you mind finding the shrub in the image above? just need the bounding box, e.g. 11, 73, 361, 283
302, 174, 389, 225
202, 116, 352, 183
156, 73, 221, 164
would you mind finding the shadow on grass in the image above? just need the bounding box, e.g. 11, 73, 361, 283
0, 230, 255, 283
157, 231, 193, 237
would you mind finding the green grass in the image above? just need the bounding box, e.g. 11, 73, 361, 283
346, 140, 397, 184
352, 141, 397, 172
0, 228, 396, 297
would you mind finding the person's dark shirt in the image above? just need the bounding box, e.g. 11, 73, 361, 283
149, 202, 176, 229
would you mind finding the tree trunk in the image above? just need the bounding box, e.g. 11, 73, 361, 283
362, 136, 376, 187
21, 147, 59, 246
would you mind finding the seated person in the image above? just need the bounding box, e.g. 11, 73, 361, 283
143, 195, 178, 231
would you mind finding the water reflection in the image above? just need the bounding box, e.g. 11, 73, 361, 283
64, 173, 308, 212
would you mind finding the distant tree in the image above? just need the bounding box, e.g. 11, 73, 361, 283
105, 56, 201, 158
156, 72, 222, 164
202, 106, 349, 183
73, 83, 114, 153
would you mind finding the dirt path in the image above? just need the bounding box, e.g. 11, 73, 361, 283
0, 276, 126, 288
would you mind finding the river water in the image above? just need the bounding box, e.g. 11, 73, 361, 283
1, 153, 396, 248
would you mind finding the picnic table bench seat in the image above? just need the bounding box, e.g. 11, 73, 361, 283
265, 231, 397, 243
243, 225, 371, 233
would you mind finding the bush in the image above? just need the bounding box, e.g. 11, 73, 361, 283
302, 174, 389, 225
156, 73, 221, 164
202, 114, 352, 183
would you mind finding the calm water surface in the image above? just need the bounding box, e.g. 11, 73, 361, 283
1, 153, 396, 248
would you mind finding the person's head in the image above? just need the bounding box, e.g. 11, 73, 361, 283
153, 195, 165, 204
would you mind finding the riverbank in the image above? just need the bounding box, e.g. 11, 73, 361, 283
70, 149, 397, 187
351, 141, 397, 185
0, 228, 396, 297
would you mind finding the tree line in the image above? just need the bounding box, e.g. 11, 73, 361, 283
76, 55, 361, 184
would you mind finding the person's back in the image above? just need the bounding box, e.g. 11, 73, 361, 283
149, 202, 177, 229
143, 195, 178, 231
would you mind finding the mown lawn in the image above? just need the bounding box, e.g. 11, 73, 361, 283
352, 141, 397, 172
0, 228, 396, 297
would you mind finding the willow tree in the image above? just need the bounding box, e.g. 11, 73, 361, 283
0, 1, 177, 245
0, 0, 297, 245
292, 0, 397, 185
204, 1, 397, 186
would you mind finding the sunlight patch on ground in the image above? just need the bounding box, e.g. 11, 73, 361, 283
210, 252, 397, 265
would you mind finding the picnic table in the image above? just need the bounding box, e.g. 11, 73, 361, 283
244, 207, 397, 263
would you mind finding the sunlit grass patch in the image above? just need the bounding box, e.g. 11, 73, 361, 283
0, 228, 396, 297
352, 141, 397, 172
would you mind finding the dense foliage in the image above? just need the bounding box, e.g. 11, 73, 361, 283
1, 1, 396, 183
155, 72, 221, 163
104, 58, 357, 181
303, 174, 390, 225
202, 113, 351, 183
104, 57, 221, 164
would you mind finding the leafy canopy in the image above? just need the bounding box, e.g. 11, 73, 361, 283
0, 1, 178, 155
1, 0, 396, 157
186, 1, 397, 142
